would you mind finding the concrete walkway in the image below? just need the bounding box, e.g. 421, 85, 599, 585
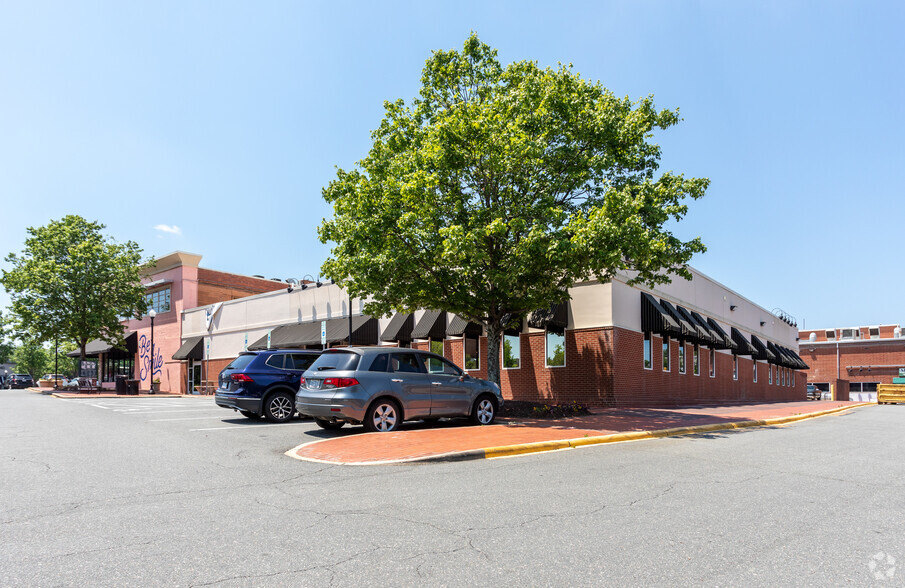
288, 400, 871, 465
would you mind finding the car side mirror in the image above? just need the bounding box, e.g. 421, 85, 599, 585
458, 374, 468, 382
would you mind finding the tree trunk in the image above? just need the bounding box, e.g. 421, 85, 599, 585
485, 321, 502, 386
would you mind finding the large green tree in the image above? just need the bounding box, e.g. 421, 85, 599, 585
1, 215, 149, 361
0, 310, 14, 364
320, 34, 708, 385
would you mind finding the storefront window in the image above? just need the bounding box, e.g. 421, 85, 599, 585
663, 338, 670, 372
102, 357, 134, 382
428, 340, 444, 372
503, 334, 520, 369
643, 333, 652, 369
546, 330, 565, 367
678, 343, 686, 374
693, 344, 700, 375
145, 287, 171, 315
732, 353, 738, 380
464, 336, 480, 370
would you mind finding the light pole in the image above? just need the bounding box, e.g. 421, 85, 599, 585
148, 308, 157, 393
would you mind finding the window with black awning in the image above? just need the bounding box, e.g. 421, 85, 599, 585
640, 292, 681, 338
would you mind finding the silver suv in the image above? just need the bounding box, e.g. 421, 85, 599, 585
296, 347, 504, 432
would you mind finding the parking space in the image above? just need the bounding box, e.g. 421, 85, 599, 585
58, 396, 319, 434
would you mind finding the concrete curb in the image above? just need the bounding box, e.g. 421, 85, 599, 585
391, 402, 873, 465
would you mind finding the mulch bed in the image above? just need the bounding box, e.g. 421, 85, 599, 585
499, 400, 592, 419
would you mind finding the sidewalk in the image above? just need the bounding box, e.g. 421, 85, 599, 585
287, 400, 871, 465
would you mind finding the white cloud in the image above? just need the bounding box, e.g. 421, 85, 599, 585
154, 224, 182, 236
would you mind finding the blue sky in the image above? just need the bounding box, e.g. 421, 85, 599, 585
1, 1, 902, 329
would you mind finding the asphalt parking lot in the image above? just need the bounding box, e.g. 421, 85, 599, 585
3, 389, 904, 586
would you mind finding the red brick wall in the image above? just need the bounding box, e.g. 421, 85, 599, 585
798, 341, 905, 386
197, 269, 285, 306
410, 326, 805, 407
611, 329, 804, 406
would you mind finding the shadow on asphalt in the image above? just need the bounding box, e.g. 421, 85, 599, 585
300, 417, 476, 439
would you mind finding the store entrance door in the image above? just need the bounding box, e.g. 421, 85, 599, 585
189, 361, 202, 394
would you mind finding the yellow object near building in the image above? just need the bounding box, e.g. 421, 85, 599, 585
878, 384, 905, 405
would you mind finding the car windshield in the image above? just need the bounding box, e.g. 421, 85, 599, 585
224, 354, 256, 371
309, 351, 361, 372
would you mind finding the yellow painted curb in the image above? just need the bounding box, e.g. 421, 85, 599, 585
483, 403, 872, 459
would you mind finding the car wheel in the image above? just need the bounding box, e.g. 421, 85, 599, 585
263, 391, 295, 423
315, 418, 345, 430
239, 410, 261, 419
364, 399, 401, 433
469, 395, 497, 426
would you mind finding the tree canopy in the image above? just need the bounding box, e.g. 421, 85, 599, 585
319, 34, 708, 384
1, 215, 149, 360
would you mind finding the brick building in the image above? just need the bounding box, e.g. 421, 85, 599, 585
71, 252, 286, 393
182, 266, 807, 406
798, 324, 905, 401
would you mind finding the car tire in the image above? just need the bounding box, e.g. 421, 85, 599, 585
363, 398, 402, 433
239, 410, 261, 419
315, 418, 345, 430
263, 391, 295, 423
469, 395, 497, 426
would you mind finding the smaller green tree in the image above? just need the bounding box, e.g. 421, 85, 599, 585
12, 340, 50, 379
1, 216, 149, 361
0, 310, 15, 364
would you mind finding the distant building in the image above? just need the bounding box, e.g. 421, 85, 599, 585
798, 325, 905, 401
70, 252, 286, 393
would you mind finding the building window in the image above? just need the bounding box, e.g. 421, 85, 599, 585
428, 339, 444, 373
709, 348, 715, 378
732, 353, 738, 380
769, 365, 773, 384
545, 330, 566, 367
643, 333, 652, 370
791, 370, 795, 387
753, 361, 758, 383
503, 334, 520, 369
678, 342, 686, 374
869, 327, 880, 338
693, 344, 700, 376
824, 329, 836, 341
145, 287, 171, 315
662, 338, 670, 372
464, 336, 480, 371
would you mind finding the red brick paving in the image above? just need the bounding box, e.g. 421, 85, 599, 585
291, 401, 868, 464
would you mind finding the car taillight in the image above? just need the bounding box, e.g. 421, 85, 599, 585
299, 376, 306, 387
323, 377, 359, 389
230, 373, 254, 383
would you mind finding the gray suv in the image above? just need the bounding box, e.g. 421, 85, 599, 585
296, 347, 504, 432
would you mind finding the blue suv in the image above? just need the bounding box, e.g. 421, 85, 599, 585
215, 349, 321, 423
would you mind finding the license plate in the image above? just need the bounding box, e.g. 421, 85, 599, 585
309, 379, 321, 390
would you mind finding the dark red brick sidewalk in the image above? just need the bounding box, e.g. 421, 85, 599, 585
290, 400, 868, 464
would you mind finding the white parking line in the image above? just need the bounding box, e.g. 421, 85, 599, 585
123, 409, 225, 415
149, 416, 231, 422
190, 422, 311, 432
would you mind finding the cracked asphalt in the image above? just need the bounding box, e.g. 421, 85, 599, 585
1, 390, 903, 586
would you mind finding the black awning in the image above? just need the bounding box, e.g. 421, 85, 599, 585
324, 315, 378, 345
411, 310, 447, 340
766, 341, 785, 366
676, 305, 715, 345
248, 322, 321, 351
249, 316, 378, 349
640, 292, 681, 337
730, 327, 757, 356
658, 299, 697, 341
786, 347, 809, 370
380, 313, 414, 343
67, 332, 137, 358
779, 345, 802, 369
447, 315, 483, 337
689, 311, 720, 346
706, 318, 738, 351
172, 336, 203, 361
528, 302, 569, 335
750, 335, 775, 362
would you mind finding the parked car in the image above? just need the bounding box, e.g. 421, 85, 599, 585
296, 347, 504, 432
806, 383, 821, 400
8, 374, 35, 389
215, 349, 322, 422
